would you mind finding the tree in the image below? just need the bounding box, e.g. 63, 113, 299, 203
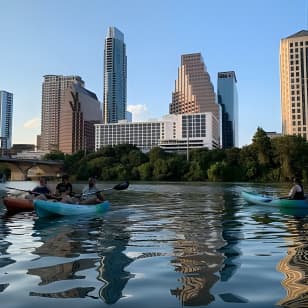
138, 162, 153, 180
272, 135, 308, 181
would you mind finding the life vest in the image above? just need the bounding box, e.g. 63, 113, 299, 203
293, 184, 305, 200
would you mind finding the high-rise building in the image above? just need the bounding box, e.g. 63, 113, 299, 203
103, 27, 127, 124
217, 71, 238, 148
280, 30, 308, 140
59, 83, 102, 154
40, 75, 84, 151
170, 53, 220, 144
0, 91, 13, 150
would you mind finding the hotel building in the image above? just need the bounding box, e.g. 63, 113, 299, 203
103, 27, 127, 123
40, 75, 85, 151
59, 83, 102, 154
95, 112, 220, 152
280, 30, 308, 140
170, 53, 220, 144
217, 71, 238, 148
0, 90, 13, 150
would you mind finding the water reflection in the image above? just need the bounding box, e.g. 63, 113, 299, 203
277, 216, 308, 307
168, 189, 228, 306
28, 214, 134, 303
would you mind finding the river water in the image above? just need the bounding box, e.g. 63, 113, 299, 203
0, 181, 308, 308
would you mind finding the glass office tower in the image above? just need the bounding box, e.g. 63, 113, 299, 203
0, 91, 13, 149
217, 71, 238, 148
103, 27, 127, 123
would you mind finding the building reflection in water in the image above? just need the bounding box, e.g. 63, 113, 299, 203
95, 221, 134, 304
28, 216, 133, 303
0, 211, 17, 293
170, 190, 242, 306
276, 216, 308, 307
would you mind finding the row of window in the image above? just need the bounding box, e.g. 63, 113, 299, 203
290, 41, 308, 47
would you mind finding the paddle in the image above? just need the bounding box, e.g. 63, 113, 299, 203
5, 186, 62, 200
78, 181, 129, 197
6, 186, 40, 195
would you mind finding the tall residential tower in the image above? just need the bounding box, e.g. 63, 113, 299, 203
217, 71, 238, 148
40, 75, 84, 151
0, 91, 13, 150
280, 30, 308, 140
103, 27, 127, 123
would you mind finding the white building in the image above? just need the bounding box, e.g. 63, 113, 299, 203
95, 112, 220, 152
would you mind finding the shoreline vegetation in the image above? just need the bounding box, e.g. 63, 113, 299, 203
2, 128, 308, 183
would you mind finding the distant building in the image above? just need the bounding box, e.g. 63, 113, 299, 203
40, 75, 85, 151
59, 83, 102, 154
126, 110, 132, 122
103, 27, 127, 123
36, 134, 41, 150
95, 112, 219, 152
12, 150, 48, 160
217, 71, 238, 148
266, 131, 282, 139
280, 30, 308, 140
11, 144, 35, 154
170, 53, 220, 145
0, 91, 13, 150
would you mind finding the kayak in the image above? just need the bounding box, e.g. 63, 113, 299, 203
34, 199, 110, 218
3, 197, 34, 212
241, 191, 308, 208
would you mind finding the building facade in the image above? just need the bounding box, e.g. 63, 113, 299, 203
95, 112, 219, 152
217, 71, 238, 148
280, 30, 308, 140
0, 91, 13, 150
59, 83, 102, 154
40, 75, 85, 151
170, 53, 220, 144
103, 27, 127, 124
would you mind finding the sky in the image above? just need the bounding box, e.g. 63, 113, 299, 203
0, 0, 307, 147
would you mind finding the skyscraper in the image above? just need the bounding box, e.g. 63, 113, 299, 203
103, 26, 127, 123
59, 83, 102, 154
0, 91, 13, 150
280, 30, 308, 140
170, 53, 220, 143
40, 75, 84, 151
217, 71, 238, 148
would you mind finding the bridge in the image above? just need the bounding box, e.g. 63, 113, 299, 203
0, 157, 64, 180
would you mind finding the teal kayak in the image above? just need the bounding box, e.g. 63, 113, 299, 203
34, 199, 110, 218
241, 191, 308, 208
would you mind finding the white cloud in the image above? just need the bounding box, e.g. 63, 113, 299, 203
127, 104, 151, 122
23, 117, 40, 129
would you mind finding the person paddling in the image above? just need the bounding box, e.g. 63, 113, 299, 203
287, 177, 305, 200
79, 177, 104, 204
25, 177, 52, 200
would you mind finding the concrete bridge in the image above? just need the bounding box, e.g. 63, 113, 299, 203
0, 157, 64, 180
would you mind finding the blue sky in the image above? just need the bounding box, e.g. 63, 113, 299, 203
0, 0, 307, 146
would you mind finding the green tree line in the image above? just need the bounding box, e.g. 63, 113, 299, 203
44, 127, 308, 182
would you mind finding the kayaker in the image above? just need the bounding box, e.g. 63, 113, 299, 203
25, 176, 52, 200
279, 177, 305, 200
287, 177, 305, 200
79, 177, 105, 204
55, 174, 73, 202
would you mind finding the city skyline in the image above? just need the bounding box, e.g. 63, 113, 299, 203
0, 0, 307, 147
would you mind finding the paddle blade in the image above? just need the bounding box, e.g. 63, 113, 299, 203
112, 181, 129, 191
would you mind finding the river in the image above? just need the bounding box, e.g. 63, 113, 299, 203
0, 181, 308, 307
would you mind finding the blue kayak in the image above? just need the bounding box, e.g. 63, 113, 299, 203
34, 199, 110, 218
241, 191, 308, 208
